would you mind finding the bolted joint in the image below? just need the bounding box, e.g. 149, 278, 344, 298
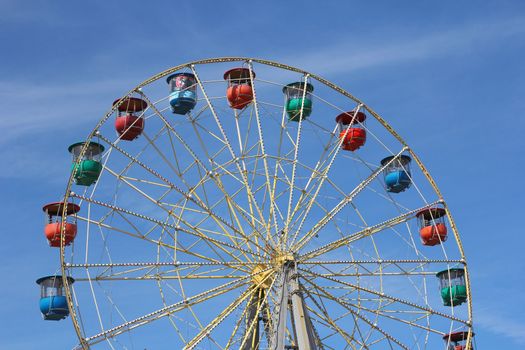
289, 272, 300, 280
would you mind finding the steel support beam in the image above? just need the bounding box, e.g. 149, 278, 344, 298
290, 272, 318, 350
271, 268, 290, 350
269, 263, 319, 350
241, 288, 265, 350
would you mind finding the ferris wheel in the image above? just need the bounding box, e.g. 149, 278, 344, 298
38, 57, 474, 350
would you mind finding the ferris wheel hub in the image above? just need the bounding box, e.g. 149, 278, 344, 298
272, 252, 295, 266
251, 264, 272, 289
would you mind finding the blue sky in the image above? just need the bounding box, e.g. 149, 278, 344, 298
1, 0, 524, 348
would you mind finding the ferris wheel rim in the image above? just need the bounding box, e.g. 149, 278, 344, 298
56, 57, 473, 349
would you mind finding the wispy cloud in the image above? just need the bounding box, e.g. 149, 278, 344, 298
4, 15, 523, 143
0, 0, 84, 29
278, 16, 525, 75
2, 14, 523, 182
0, 79, 134, 142
0, 78, 135, 180
476, 305, 525, 344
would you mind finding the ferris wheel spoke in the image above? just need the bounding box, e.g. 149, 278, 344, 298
302, 259, 461, 266
187, 272, 275, 350
238, 282, 276, 349
342, 301, 444, 337
282, 119, 346, 228
308, 264, 436, 314
71, 265, 248, 282
85, 178, 245, 264
191, 65, 275, 247
292, 146, 409, 252
183, 286, 254, 350
302, 269, 469, 325
210, 182, 269, 252
82, 265, 273, 347
303, 293, 385, 348
74, 275, 251, 281
140, 129, 221, 222
268, 98, 293, 233
142, 131, 187, 182
298, 200, 442, 261
244, 61, 279, 238
302, 280, 371, 349
301, 275, 409, 350
134, 94, 212, 188
211, 137, 269, 246
289, 104, 366, 249
170, 157, 268, 257
68, 261, 259, 267
206, 159, 266, 227
285, 136, 335, 234
334, 298, 436, 348
232, 106, 247, 156
99, 113, 269, 257
98, 131, 173, 187
74, 214, 239, 266
285, 142, 334, 233
134, 96, 219, 207
283, 74, 310, 243
161, 117, 269, 253
321, 171, 352, 199
210, 151, 274, 252
301, 287, 362, 350
307, 309, 363, 350
224, 290, 259, 349
166, 140, 212, 214
247, 62, 280, 238
307, 258, 446, 279
269, 175, 294, 226
79, 196, 228, 267
304, 271, 436, 277
72, 193, 264, 262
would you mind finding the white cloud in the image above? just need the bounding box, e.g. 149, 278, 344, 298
0, 78, 135, 143
2, 14, 523, 182
0, 78, 136, 180
476, 306, 525, 344
3, 15, 523, 145
278, 16, 525, 75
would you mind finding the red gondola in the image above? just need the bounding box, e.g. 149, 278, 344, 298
42, 202, 80, 247
336, 111, 367, 151
443, 331, 474, 350
114, 97, 147, 141
416, 207, 448, 246
224, 68, 255, 109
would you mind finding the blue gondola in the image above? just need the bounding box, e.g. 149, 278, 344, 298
166, 73, 197, 115
380, 155, 412, 193
36, 275, 75, 321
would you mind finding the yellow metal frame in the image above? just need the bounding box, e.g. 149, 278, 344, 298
58, 57, 473, 349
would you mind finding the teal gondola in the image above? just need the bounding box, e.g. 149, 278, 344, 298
282, 82, 314, 121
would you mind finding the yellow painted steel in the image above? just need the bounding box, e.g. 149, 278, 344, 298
59, 57, 473, 349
